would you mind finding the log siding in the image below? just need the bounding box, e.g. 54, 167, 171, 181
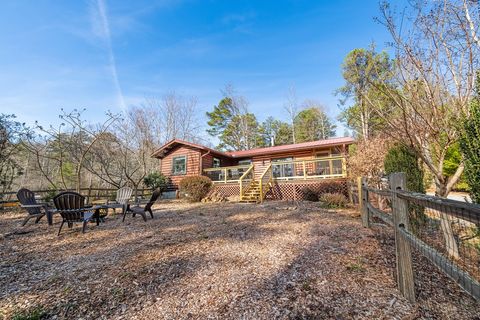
154, 138, 354, 189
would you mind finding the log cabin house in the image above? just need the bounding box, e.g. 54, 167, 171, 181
151, 137, 355, 202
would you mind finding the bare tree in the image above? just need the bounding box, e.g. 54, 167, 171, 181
374, 0, 479, 197
284, 85, 299, 143
142, 92, 202, 144
0, 115, 29, 195
364, 0, 480, 258
24, 109, 121, 192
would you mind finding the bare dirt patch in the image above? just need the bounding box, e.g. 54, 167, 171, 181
0, 200, 478, 319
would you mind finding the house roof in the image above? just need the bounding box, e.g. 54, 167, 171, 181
152, 137, 355, 160
225, 137, 355, 158
151, 139, 230, 159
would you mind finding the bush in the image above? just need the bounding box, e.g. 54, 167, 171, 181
301, 187, 319, 202
460, 73, 480, 203
179, 176, 212, 202
320, 193, 348, 208
143, 172, 168, 191
384, 144, 425, 193
316, 180, 348, 196
43, 188, 57, 203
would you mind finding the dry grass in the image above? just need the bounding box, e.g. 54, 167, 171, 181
0, 200, 478, 319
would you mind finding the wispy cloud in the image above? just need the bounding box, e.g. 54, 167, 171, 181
90, 0, 126, 110
221, 11, 256, 34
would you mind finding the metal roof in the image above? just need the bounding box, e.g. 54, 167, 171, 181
151, 139, 230, 159
151, 137, 355, 159
225, 137, 355, 158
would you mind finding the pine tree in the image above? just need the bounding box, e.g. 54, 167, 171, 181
294, 107, 336, 142
460, 72, 480, 203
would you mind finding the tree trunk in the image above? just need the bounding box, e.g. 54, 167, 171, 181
434, 179, 460, 259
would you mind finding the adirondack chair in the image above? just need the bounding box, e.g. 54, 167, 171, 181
123, 188, 161, 222
16, 188, 55, 226
53, 191, 95, 235
107, 186, 133, 214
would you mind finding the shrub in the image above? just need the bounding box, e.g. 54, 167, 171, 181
460, 73, 480, 203
143, 172, 168, 191
301, 187, 319, 202
320, 193, 348, 208
43, 188, 57, 203
384, 143, 425, 193
179, 176, 212, 202
384, 144, 427, 225
316, 180, 348, 196
453, 180, 470, 192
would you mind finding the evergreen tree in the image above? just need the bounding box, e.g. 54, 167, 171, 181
294, 107, 336, 142
206, 97, 236, 137
207, 95, 266, 151
219, 113, 265, 151
337, 45, 392, 141
384, 144, 425, 193
261, 116, 293, 146
460, 72, 480, 203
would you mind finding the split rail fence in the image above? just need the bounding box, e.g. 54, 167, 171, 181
0, 188, 152, 208
359, 173, 480, 302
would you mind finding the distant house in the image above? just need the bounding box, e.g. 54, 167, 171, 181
152, 137, 355, 202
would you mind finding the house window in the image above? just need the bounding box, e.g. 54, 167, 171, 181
213, 158, 221, 168
315, 151, 330, 159
272, 157, 293, 178
238, 159, 252, 165
172, 156, 187, 175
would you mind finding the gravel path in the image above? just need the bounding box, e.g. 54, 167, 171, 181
0, 200, 478, 319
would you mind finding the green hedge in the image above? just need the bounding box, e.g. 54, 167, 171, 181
384, 144, 425, 193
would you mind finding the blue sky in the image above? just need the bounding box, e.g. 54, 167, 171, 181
0, 0, 395, 136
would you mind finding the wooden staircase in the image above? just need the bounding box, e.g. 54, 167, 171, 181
240, 181, 262, 203
239, 164, 273, 204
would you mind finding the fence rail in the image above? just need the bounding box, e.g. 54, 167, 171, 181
0, 187, 152, 206
360, 173, 480, 302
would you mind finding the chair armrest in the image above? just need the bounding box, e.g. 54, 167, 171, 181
22, 204, 56, 214
56, 208, 95, 214
35, 202, 50, 207
20, 204, 45, 208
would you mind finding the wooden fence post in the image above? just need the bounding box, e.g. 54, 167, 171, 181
390, 172, 416, 303
357, 177, 362, 208
359, 177, 369, 228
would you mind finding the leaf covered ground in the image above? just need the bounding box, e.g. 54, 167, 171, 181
0, 200, 478, 319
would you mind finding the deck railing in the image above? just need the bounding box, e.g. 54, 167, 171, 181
204, 156, 347, 183
239, 165, 255, 198
271, 156, 347, 180
204, 165, 252, 183
259, 164, 273, 203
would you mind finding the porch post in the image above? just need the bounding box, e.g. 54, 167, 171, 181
302, 161, 306, 180
224, 168, 227, 183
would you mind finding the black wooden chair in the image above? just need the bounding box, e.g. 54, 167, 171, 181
123, 188, 161, 222
16, 188, 55, 226
53, 191, 95, 236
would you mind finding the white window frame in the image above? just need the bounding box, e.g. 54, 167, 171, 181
172, 155, 187, 175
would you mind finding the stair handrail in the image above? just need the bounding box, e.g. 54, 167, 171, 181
258, 164, 273, 203
239, 165, 255, 199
